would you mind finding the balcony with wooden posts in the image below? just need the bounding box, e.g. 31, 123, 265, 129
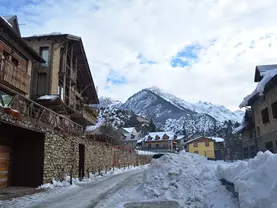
0, 60, 30, 94
0, 90, 83, 136
70, 104, 98, 126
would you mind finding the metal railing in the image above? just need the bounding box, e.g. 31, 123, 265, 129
0, 61, 30, 94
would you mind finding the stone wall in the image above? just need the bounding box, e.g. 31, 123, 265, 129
43, 133, 152, 183
0, 112, 152, 184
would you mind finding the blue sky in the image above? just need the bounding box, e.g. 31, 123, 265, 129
171, 44, 202, 67
2, 0, 277, 110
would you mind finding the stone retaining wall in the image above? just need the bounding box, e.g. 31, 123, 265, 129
44, 133, 151, 183
0, 112, 152, 184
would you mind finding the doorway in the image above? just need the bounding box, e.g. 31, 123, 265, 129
78, 144, 85, 179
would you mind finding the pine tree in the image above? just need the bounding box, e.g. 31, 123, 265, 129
148, 119, 157, 132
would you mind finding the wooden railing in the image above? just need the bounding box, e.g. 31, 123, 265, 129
73, 105, 98, 124
0, 92, 83, 136
0, 61, 30, 94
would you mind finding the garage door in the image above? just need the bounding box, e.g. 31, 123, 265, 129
0, 146, 9, 188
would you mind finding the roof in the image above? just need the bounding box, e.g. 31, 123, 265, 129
240, 67, 277, 107
176, 135, 185, 140
85, 117, 105, 133
233, 109, 253, 134
185, 136, 214, 144
255, 64, 277, 82
2, 15, 21, 36
232, 124, 247, 134
36, 94, 68, 114
143, 131, 175, 141
37, 95, 59, 100
23, 34, 99, 104
0, 16, 44, 62
211, 137, 224, 143
122, 127, 136, 134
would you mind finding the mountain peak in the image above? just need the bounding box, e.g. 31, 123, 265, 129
99, 97, 122, 108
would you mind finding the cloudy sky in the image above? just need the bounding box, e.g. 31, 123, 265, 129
1, 0, 277, 110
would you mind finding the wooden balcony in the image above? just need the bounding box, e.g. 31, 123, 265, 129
0, 90, 83, 136
0, 61, 30, 94
70, 105, 98, 126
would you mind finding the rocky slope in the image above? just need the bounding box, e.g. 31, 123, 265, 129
100, 87, 243, 137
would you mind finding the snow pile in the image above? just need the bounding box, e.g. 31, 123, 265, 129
141, 151, 217, 207
217, 151, 277, 208
240, 68, 277, 108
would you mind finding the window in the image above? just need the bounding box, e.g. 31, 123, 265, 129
205, 140, 209, 147
261, 107, 270, 124
156, 144, 159, 148
193, 142, 198, 147
40, 47, 49, 66
148, 144, 151, 148
271, 101, 277, 119
11, 57, 18, 66
37, 73, 47, 96
194, 151, 198, 154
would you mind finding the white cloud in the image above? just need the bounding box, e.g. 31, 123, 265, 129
11, 0, 277, 110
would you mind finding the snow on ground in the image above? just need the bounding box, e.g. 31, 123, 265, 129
96, 151, 239, 208
141, 151, 238, 207
1, 152, 241, 208
0, 165, 148, 208
39, 165, 147, 189
218, 150, 277, 208
135, 149, 156, 155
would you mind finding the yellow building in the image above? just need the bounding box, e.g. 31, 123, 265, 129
186, 137, 215, 158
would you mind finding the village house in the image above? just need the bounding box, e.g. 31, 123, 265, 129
185, 136, 215, 159
141, 132, 177, 151
23, 33, 99, 127
239, 64, 277, 154
119, 127, 140, 148
233, 109, 256, 158
0, 15, 101, 188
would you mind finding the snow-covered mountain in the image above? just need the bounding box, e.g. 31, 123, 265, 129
99, 97, 122, 108
121, 87, 243, 125
100, 87, 243, 137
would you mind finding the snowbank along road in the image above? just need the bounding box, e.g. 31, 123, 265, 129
1, 152, 240, 208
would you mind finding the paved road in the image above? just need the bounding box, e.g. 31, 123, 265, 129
0, 168, 146, 208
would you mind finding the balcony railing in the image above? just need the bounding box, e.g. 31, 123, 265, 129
0, 91, 83, 136
71, 105, 99, 125
0, 61, 30, 94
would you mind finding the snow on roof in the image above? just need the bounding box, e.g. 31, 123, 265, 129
185, 136, 214, 144
137, 139, 143, 143
211, 137, 224, 143
240, 68, 277, 108
0, 16, 12, 27
37, 95, 59, 100
176, 135, 185, 140
232, 124, 247, 134
143, 131, 175, 141
123, 127, 135, 134
30, 32, 63, 37
85, 117, 105, 132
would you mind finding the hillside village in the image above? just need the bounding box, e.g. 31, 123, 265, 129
1, 8, 277, 208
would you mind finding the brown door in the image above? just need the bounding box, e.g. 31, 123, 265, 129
0, 146, 9, 188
